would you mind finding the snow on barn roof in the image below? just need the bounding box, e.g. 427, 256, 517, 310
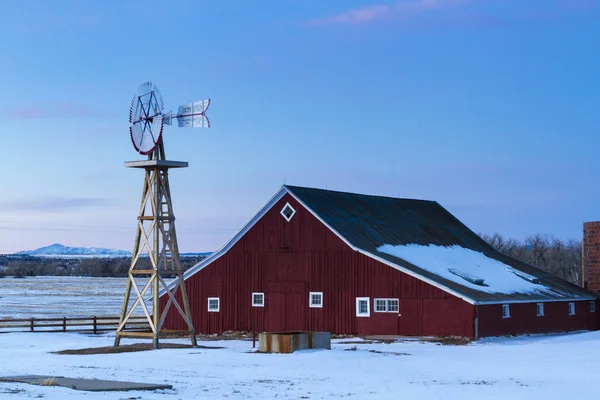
179, 186, 595, 304
377, 244, 554, 296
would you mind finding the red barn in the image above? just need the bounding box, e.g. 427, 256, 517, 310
163, 186, 598, 338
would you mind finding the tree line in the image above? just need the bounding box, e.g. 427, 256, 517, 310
480, 233, 581, 285
0, 255, 207, 278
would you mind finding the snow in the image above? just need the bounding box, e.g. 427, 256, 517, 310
0, 277, 159, 318
1, 331, 600, 399
377, 244, 560, 295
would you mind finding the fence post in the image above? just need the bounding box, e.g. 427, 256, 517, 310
63, 317, 67, 332
93, 316, 97, 334
30, 318, 34, 332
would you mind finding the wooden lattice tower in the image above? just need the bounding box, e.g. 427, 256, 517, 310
114, 143, 197, 348
115, 82, 210, 348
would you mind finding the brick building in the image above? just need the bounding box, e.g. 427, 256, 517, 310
583, 221, 600, 293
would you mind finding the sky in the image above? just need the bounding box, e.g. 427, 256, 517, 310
0, 0, 598, 253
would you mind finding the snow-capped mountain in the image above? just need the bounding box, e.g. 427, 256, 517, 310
15, 243, 132, 258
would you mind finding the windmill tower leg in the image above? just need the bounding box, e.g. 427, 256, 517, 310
115, 146, 197, 348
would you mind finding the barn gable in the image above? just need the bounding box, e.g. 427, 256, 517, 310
180, 185, 594, 305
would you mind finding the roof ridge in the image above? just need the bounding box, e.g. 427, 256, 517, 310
283, 185, 436, 203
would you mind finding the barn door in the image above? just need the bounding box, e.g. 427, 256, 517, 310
265, 281, 307, 332
284, 282, 306, 331
398, 299, 423, 336
266, 292, 286, 332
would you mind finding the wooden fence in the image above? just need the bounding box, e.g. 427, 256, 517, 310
0, 316, 149, 334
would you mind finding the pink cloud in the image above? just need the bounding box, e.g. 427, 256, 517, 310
308, 0, 469, 26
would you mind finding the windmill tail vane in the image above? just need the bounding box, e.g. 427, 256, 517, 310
164, 98, 211, 128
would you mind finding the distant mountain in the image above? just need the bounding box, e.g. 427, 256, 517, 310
15, 243, 132, 258
14, 244, 212, 258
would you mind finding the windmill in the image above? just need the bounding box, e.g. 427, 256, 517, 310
114, 82, 210, 348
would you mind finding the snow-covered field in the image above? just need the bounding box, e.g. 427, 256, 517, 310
0, 276, 155, 318
1, 331, 599, 399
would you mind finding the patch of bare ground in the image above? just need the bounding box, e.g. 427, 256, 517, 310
341, 335, 471, 346
52, 342, 224, 355
430, 336, 472, 346
194, 330, 255, 341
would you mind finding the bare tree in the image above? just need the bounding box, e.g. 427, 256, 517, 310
481, 232, 582, 285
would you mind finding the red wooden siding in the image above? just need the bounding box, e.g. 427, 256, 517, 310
477, 300, 597, 337
162, 193, 474, 337
162, 192, 597, 338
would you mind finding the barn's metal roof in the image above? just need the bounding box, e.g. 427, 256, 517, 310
285, 185, 595, 304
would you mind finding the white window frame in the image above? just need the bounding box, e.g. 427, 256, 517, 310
502, 304, 510, 319
208, 297, 220, 312
374, 298, 387, 312
568, 302, 576, 315
252, 292, 264, 307
356, 297, 370, 317
387, 298, 399, 313
374, 298, 399, 313
591, 301, 596, 313
536, 303, 544, 316
309, 292, 323, 308
280, 202, 296, 222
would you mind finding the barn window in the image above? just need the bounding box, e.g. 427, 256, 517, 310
309, 292, 323, 308
252, 293, 264, 307
536, 303, 544, 316
387, 299, 399, 312
568, 302, 576, 315
356, 297, 370, 317
375, 299, 387, 312
591, 301, 596, 313
374, 299, 399, 312
208, 297, 220, 312
280, 203, 296, 222
502, 304, 510, 318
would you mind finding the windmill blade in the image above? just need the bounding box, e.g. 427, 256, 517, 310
177, 114, 210, 128
176, 99, 211, 128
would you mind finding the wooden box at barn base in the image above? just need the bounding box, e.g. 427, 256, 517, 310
259, 331, 331, 353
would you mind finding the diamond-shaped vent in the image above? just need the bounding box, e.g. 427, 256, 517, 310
280, 203, 296, 222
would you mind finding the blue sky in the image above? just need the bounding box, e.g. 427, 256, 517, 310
0, 0, 598, 253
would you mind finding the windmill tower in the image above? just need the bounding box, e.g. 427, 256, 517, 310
114, 82, 210, 348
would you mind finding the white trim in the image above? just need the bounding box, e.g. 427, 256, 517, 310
252, 292, 264, 307
536, 302, 544, 316
477, 297, 596, 305
309, 292, 323, 308
373, 298, 399, 312
280, 202, 296, 222
387, 298, 399, 312
354, 248, 477, 304
162, 187, 288, 294
502, 304, 510, 318
374, 298, 387, 312
568, 302, 576, 315
356, 297, 370, 317
208, 297, 220, 312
